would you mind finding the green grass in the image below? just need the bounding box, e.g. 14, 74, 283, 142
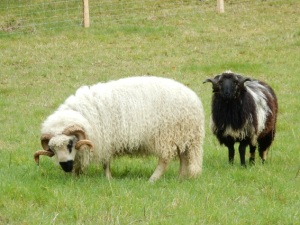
1, 0, 300, 224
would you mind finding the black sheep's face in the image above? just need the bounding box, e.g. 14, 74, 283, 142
204, 72, 251, 100
218, 74, 240, 99
48, 135, 77, 172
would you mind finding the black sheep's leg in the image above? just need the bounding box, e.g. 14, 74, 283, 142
227, 144, 235, 165
249, 144, 256, 165
239, 141, 248, 167
258, 131, 274, 164
224, 137, 235, 164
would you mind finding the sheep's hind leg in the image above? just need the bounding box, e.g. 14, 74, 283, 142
178, 150, 189, 179
259, 150, 268, 164
258, 131, 274, 164
178, 146, 202, 180
149, 158, 169, 183
249, 144, 256, 165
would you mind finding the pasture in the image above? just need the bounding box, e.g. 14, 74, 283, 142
0, 0, 299, 224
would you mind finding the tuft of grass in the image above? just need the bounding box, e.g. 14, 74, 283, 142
0, 0, 300, 224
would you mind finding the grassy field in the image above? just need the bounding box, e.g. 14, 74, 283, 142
0, 0, 300, 224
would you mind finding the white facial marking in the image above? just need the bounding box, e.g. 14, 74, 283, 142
48, 135, 77, 162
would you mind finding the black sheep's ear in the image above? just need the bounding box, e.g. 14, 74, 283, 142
238, 76, 252, 90
203, 75, 221, 84
203, 76, 220, 92
203, 78, 215, 84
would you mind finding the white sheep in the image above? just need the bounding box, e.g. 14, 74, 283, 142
34, 76, 205, 182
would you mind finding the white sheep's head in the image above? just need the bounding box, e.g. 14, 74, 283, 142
203, 71, 252, 100
34, 125, 93, 173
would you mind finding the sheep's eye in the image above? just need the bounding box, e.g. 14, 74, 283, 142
67, 140, 73, 153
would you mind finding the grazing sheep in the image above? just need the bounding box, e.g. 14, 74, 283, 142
34, 76, 205, 182
204, 71, 278, 166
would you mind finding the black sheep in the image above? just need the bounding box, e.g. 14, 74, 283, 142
204, 71, 278, 166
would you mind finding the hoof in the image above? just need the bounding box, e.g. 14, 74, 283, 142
241, 164, 247, 168
249, 157, 255, 165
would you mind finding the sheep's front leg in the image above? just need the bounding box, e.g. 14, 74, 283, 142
239, 141, 248, 167
149, 158, 169, 183
103, 162, 112, 179
227, 144, 235, 164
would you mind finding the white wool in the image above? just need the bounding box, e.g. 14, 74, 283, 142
245, 81, 272, 135
40, 76, 205, 177
222, 119, 256, 141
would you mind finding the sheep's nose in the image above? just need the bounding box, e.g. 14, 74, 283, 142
223, 91, 231, 99
60, 160, 74, 172
224, 92, 230, 98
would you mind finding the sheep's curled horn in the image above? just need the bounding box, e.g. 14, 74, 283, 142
33, 125, 93, 165
33, 134, 55, 165
62, 125, 93, 150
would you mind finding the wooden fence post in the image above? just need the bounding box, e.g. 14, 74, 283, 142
83, 0, 90, 27
217, 0, 225, 13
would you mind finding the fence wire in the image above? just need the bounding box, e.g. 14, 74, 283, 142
0, 0, 82, 33
1, 0, 205, 34
0, 0, 288, 35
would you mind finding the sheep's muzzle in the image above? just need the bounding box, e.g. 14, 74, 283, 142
34, 149, 55, 165
60, 160, 74, 172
